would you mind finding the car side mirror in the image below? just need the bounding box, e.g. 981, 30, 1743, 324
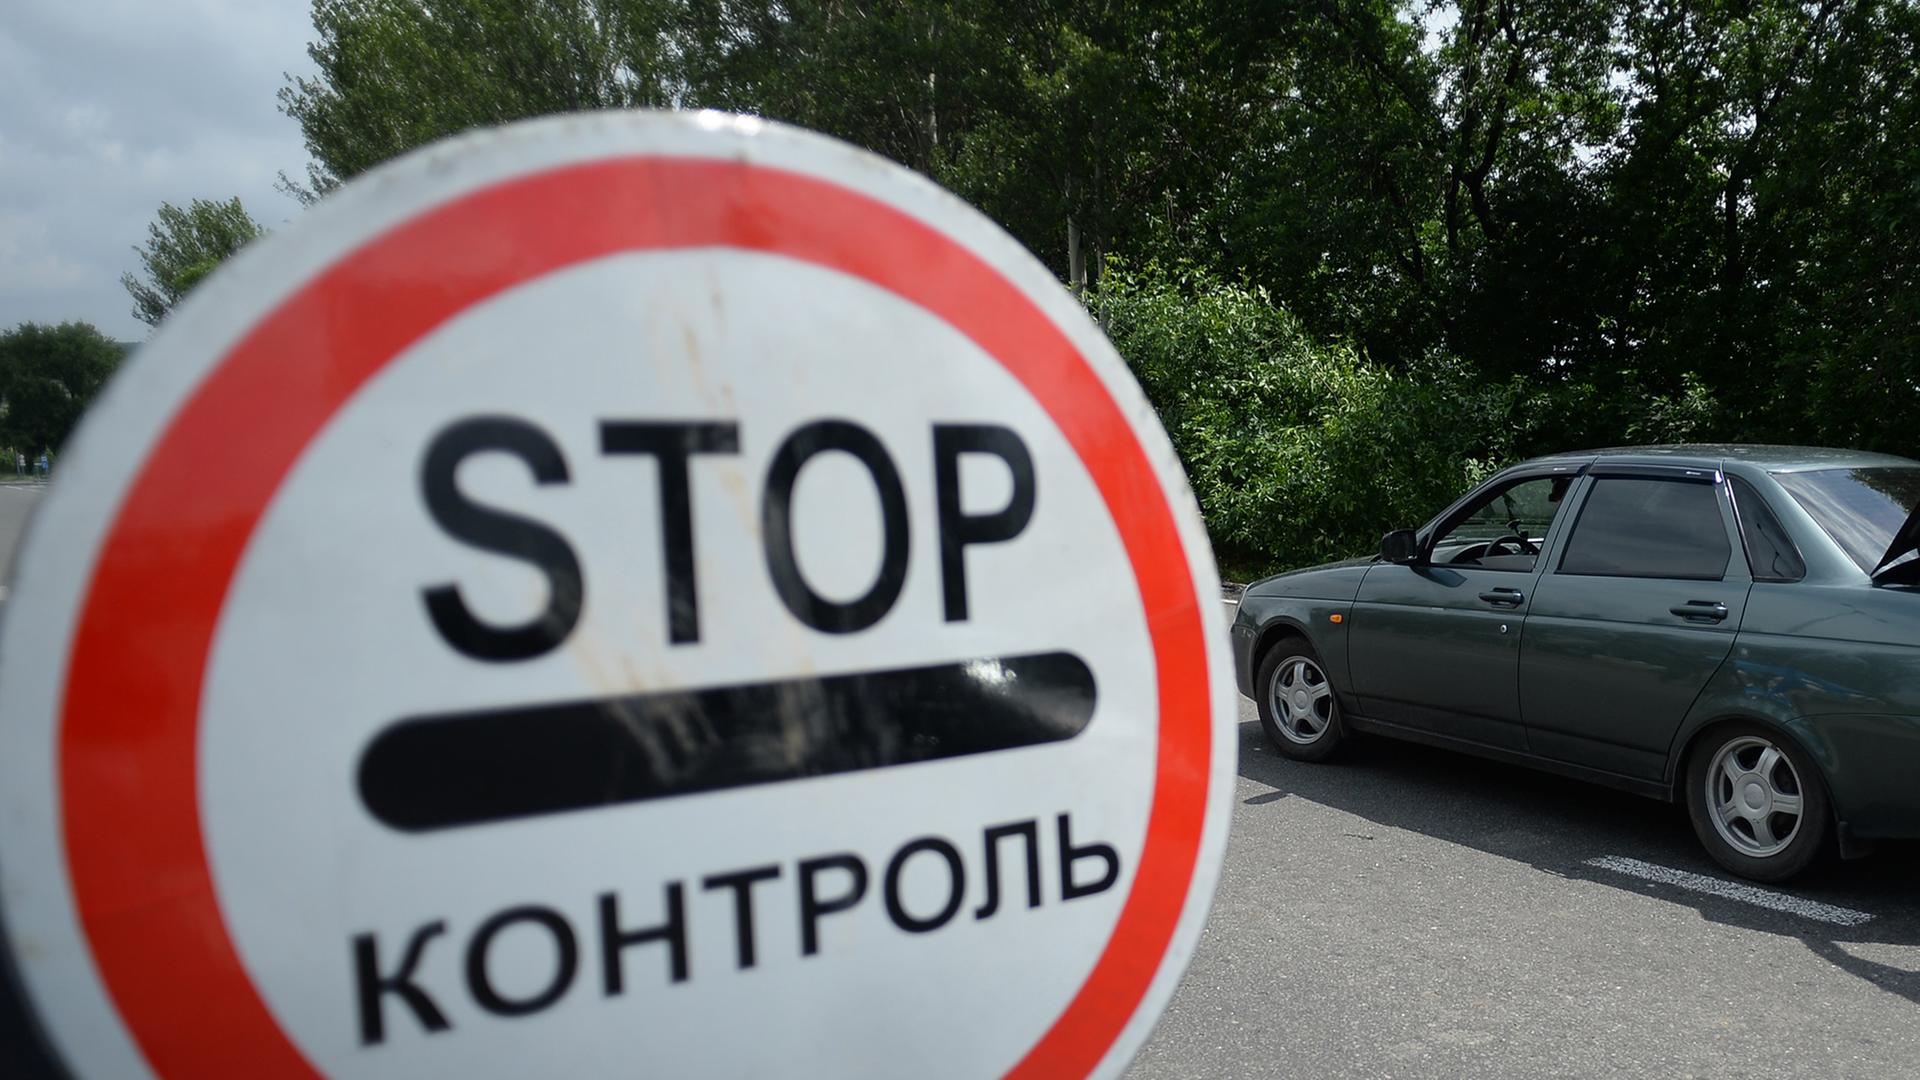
1380, 528, 1421, 565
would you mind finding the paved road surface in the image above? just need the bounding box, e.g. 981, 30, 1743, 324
1130, 687, 1920, 1079
0, 484, 44, 599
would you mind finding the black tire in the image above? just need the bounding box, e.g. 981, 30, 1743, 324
1685, 721, 1831, 882
1255, 638, 1346, 762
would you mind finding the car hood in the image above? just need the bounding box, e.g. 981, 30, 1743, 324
1872, 501, 1920, 584
1245, 554, 1376, 601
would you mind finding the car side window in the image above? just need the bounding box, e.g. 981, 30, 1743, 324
1428, 475, 1573, 572
1558, 478, 1730, 580
1728, 476, 1806, 583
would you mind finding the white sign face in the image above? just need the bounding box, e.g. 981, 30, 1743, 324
0, 112, 1235, 1080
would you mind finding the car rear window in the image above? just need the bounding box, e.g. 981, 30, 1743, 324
1774, 467, 1920, 575
1558, 477, 1730, 580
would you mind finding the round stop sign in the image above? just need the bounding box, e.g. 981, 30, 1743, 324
0, 112, 1235, 1079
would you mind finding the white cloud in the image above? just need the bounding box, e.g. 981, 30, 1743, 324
0, 0, 317, 340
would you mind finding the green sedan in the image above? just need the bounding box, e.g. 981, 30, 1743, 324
1229, 445, 1920, 882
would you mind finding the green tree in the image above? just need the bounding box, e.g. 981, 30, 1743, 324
281, 0, 680, 196
1093, 260, 1510, 571
276, 0, 1919, 462
932, 2, 1291, 291
0, 323, 127, 456
1214, 0, 1624, 371
1197, 0, 1915, 455
121, 197, 265, 328
1724, 0, 1920, 454
284, 0, 1302, 289
674, 0, 994, 179
677, 1, 1307, 290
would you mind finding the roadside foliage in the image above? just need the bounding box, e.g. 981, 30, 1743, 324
0, 322, 126, 461
179, 0, 1920, 571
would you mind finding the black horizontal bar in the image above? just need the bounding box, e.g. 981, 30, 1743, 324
358, 650, 1096, 832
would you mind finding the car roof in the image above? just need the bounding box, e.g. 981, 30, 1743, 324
1521, 444, 1920, 474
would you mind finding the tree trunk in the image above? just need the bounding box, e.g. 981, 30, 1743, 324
1067, 214, 1085, 293
1065, 170, 1084, 291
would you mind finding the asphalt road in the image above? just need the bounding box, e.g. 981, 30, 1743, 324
1130, 683, 1920, 1080
0, 483, 44, 598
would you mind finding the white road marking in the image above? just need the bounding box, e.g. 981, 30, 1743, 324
1585, 855, 1874, 927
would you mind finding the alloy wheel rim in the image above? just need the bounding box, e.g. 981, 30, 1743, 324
1704, 734, 1805, 859
1269, 656, 1334, 745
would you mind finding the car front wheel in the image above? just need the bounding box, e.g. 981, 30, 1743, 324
1256, 641, 1345, 762
1685, 723, 1830, 882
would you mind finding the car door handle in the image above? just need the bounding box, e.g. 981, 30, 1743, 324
1669, 601, 1729, 622
1478, 588, 1525, 607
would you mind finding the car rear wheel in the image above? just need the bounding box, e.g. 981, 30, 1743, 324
1685, 723, 1830, 882
1256, 640, 1345, 762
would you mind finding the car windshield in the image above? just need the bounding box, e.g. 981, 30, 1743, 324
1774, 467, 1920, 574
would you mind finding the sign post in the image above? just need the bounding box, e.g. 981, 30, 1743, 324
0, 112, 1236, 1079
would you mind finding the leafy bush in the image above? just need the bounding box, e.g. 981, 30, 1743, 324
1090, 262, 1508, 576
1090, 262, 1727, 578
1502, 370, 1724, 455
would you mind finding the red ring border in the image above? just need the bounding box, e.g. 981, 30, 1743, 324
58, 154, 1214, 1078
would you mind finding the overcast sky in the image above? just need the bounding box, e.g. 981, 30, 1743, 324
0, 0, 317, 341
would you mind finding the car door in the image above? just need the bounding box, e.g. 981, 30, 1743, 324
1518, 465, 1752, 780
1347, 467, 1582, 751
